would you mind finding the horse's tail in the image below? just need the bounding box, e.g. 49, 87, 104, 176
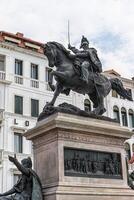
110, 78, 133, 101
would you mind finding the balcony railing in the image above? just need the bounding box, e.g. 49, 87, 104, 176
30, 79, 39, 88
14, 75, 23, 84
0, 71, 5, 80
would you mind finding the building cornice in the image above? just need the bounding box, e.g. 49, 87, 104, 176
0, 42, 46, 60
0, 31, 44, 54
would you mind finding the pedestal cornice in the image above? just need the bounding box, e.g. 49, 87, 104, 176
25, 112, 132, 141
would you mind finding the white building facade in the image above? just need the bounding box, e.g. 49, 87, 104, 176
0, 31, 133, 192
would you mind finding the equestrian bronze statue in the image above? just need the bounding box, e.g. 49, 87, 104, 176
43, 36, 132, 116
0, 155, 43, 200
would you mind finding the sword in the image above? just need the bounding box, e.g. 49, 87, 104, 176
68, 20, 70, 45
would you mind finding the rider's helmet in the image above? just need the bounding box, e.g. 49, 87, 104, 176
80, 36, 89, 48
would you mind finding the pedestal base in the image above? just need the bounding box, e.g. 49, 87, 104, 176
25, 113, 134, 200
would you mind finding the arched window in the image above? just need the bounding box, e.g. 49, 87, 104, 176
129, 109, 134, 128
84, 99, 91, 113
121, 107, 128, 126
113, 106, 120, 122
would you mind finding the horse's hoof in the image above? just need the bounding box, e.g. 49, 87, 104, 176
92, 110, 98, 115
92, 107, 106, 116
98, 108, 106, 115
43, 102, 53, 110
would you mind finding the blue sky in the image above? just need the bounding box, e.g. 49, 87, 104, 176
0, 0, 134, 78
92, 32, 123, 53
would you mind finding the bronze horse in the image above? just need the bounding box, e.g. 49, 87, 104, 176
43, 42, 132, 115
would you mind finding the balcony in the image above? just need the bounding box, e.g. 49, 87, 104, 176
14, 75, 23, 84
30, 79, 39, 88
0, 71, 5, 80
0, 71, 11, 85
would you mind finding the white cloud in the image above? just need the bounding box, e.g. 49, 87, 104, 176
0, 0, 134, 78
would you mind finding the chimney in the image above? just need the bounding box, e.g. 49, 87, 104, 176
16, 32, 24, 38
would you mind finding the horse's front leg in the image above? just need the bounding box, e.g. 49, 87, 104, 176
48, 70, 55, 91
52, 70, 69, 82
48, 83, 63, 106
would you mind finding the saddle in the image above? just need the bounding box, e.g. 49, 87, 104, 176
72, 61, 108, 87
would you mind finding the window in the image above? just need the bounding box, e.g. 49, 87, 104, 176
113, 106, 120, 122
129, 109, 134, 128
15, 59, 23, 76
15, 95, 23, 114
14, 133, 23, 153
121, 107, 128, 126
0, 55, 5, 71
31, 99, 39, 117
84, 99, 91, 113
45, 68, 52, 91
45, 68, 51, 82
31, 64, 38, 79
112, 89, 118, 98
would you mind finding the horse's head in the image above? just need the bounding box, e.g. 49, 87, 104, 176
44, 42, 71, 68
44, 42, 57, 68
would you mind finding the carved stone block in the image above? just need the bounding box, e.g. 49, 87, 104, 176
25, 113, 134, 200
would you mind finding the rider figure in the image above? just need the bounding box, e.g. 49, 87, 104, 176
68, 36, 102, 84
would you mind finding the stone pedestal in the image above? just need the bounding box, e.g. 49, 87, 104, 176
25, 113, 134, 200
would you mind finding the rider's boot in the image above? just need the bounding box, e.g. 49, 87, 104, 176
80, 67, 89, 84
